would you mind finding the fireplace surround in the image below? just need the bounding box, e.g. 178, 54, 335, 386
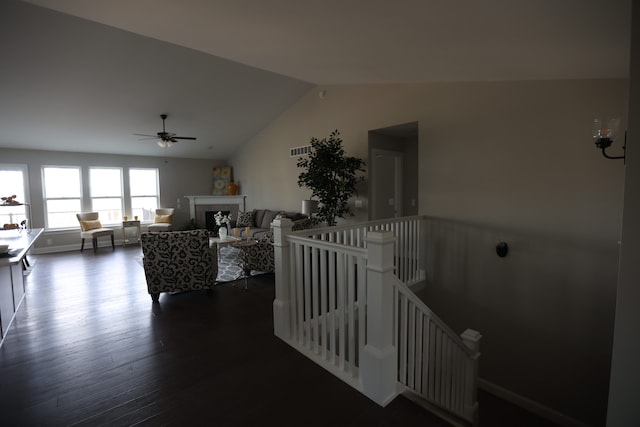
185, 195, 246, 229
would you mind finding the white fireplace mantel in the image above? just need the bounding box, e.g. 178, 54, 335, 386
185, 195, 246, 219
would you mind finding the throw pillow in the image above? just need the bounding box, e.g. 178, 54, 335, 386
253, 209, 266, 228
236, 211, 254, 227
260, 209, 280, 229
80, 219, 102, 231
154, 214, 172, 224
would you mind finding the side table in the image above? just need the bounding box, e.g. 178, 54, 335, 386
209, 235, 240, 262
122, 220, 141, 246
232, 239, 257, 289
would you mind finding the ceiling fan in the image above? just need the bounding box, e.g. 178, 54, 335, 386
134, 114, 197, 148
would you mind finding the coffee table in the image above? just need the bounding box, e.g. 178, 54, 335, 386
232, 239, 258, 289
209, 235, 240, 262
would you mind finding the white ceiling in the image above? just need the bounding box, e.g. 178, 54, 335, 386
0, 0, 632, 159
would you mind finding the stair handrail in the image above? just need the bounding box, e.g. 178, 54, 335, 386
272, 217, 480, 425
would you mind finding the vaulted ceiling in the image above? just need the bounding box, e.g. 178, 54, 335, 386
0, 0, 632, 159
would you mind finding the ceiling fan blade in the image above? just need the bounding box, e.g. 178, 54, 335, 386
135, 114, 197, 146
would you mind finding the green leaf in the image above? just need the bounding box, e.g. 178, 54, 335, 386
297, 130, 365, 226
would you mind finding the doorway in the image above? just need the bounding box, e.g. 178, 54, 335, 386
368, 122, 419, 221
371, 149, 403, 219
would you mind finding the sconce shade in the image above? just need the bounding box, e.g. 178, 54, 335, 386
592, 117, 625, 161
301, 199, 319, 215
592, 117, 620, 140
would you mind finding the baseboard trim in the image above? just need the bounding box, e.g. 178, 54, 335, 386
478, 379, 591, 427
31, 244, 79, 254
31, 242, 121, 255
401, 389, 470, 427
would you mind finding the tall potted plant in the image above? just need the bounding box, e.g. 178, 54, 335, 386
297, 130, 366, 226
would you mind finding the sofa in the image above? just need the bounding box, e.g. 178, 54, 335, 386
232, 209, 310, 239
141, 229, 218, 301
230, 209, 311, 273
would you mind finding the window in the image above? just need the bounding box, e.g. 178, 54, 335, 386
0, 164, 29, 228
89, 167, 123, 224
43, 166, 82, 229
129, 168, 159, 221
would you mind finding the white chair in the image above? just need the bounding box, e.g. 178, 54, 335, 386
148, 208, 174, 232
76, 212, 115, 253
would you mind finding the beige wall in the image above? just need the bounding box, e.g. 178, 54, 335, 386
230, 79, 628, 425
0, 148, 224, 251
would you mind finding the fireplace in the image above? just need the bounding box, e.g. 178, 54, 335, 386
185, 195, 246, 229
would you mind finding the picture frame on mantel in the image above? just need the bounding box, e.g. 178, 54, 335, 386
212, 167, 231, 195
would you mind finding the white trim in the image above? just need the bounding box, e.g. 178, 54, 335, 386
185, 195, 247, 219
478, 379, 590, 427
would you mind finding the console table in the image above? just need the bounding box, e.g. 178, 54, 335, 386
0, 228, 43, 346
122, 220, 141, 246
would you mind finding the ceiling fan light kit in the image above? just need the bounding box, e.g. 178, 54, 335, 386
134, 114, 197, 148
157, 139, 174, 148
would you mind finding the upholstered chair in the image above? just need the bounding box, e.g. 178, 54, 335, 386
243, 231, 275, 273
148, 208, 174, 232
240, 217, 311, 274
76, 212, 115, 253
141, 229, 218, 302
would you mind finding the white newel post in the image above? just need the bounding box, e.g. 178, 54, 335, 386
461, 328, 482, 426
272, 218, 293, 340
361, 231, 398, 406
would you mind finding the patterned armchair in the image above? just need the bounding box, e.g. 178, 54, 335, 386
242, 219, 311, 274
141, 229, 218, 301
244, 231, 275, 273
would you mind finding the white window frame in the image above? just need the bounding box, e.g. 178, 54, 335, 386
0, 164, 30, 228
42, 166, 83, 230
89, 167, 124, 225
129, 168, 160, 223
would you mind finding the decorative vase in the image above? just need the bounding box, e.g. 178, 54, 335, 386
218, 226, 228, 239
228, 181, 238, 195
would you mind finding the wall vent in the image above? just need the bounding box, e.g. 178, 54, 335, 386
290, 145, 312, 157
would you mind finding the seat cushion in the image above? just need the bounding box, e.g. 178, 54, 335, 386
80, 228, 113, 238
148, 223, 172, 232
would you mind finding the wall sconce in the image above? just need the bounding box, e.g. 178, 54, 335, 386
592, 117, 625, 161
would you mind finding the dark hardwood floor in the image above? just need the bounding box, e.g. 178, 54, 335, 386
0, 246, 560, 426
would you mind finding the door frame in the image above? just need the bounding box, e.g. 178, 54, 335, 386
370, 148, 404, 220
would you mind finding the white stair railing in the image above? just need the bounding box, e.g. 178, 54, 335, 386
272, 216, 481, 425
394, 276, 481, 424
303, 216, 426, 286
